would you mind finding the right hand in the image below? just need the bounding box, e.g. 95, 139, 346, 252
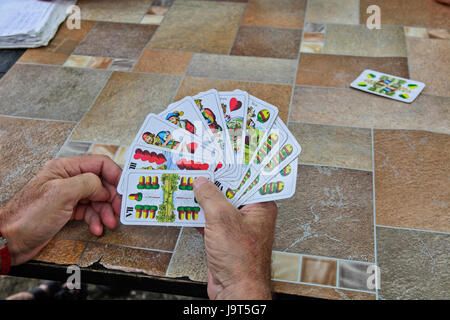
193, 177, 277, 300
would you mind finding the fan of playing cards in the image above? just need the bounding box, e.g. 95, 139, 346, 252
118, 89, 302, 227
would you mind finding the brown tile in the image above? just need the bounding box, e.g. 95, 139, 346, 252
148, 6, 169, 15
302, 32, 324, 43
0, 117, 74, 206
406, 38, 450, 97
427, 28, 450, 39
271, 252, 300, 281
33, 239, 86, 265
18, 21, 96, 65
241, 0, 306, 29
77, 0, 153, 23
74, 22, 157, 59
300, 42, 323, 54
89, 144, 119, 159
306, 0, 359, 24
167, 227, 208, 282
134, 49, 192, 75
274, 165, 375, 262
230, 26, 302, 59
339, 261, 376, 291
272, 281, 376, 300
175, 77, 292, 122
288, 122, 372, 171
77, 242, 107, 267
360, 0, 450, 29
301, 256, 337, 286
57, 141, 92, 158
291, 87, 450, 133
98, 245, 172, 276
374, 130, 450, 233
296, 54, 409, 88
377, 227, 450, 299
148, 1, 245, 54
87, 57, 113, 69
70, 71, 181, 145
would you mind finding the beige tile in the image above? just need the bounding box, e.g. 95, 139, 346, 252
306, 0, 359, 24
87, 57, 113, 69
427, 28, 450, 40
148, 1, 246, 53
273, 281, 376, 299
89, 144, 120, 159
291, 87, 450, 134
300, 42, 323, 53
63, 55, 91, 68
271, 252, 300, 282
404, 27, 428, 38
301, 256, 337, 286
302, 32, 325, 43
114, 146, 129, 167
77, 0, 153, 23
288, 122, 372, 170
323, 24, 406, 57
141, 15, 165, 25
57, 141, 91, 158
406, 38, 450, 97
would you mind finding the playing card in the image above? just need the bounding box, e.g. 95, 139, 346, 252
120, 170, 213, 227
117, 143, 215, 194
350, 69, 425, 103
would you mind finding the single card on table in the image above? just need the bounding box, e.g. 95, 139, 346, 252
218, 91, 249, 181
193, 89, 234, 178
350, 69, 425, 103
229, 119, 301, 206
117, 143, 215, 194
215, 118, 289, 203
237, 158, 298, 206
121, 170, 213, 227
229, 90, 279, 188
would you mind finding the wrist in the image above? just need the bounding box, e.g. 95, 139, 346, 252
0, 206, 22, 266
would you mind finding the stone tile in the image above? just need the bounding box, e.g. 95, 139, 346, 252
428, 28, 450, 40
18, 21, 95, 66
141, 15, 165, 25
114, 146, 129, 167
186, 54, 297, 84
167, 227, 207, 282
303, 22, 325, 33
274, 165, 375, 262
77, 0, 153, 23
377, 227, 450, 300
134, 49, 192, 75
87, 57, 113, 69
89, 144, 119, 159
288, 123, 372, 171
230, 26, 302, 59
74, 22, 157, 59
148, 1, 245, 54
404, 27, 428, 38
302, 33, 324, 43
57, 141, 92, 158
77, 243, 107, 267
296, 54, 409, 88
148, 6, 169, 15
306, 0, 359, 25
0, 49, 25, 72
323, 24, 406, 57
374, 130, 450, 232
109, 59, 136, 72
339, 261, 375, 291
175, 77, 292, 122
406, 38, 450, 97
0, 64, 111, 121
360, 0, 450, 29
272, 281, 376, 300
300, 42, 323, 54
300, 256, 337, 286
63, 55, 91, 68
271, 252, 300, 282
0, 117, 74, 206
291, 87, 450, 134
241, 0, 306, 29
152, 0, 174, 5
70, 72, 180, 145
33, 239, 86, 265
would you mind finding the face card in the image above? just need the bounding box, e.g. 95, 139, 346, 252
117, 143, 215, 194
237, 158, 298, 206
350, 69, 425, 103
121, 170, 212, 227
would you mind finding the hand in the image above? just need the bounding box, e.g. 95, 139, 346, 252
0, 155, 122, 266
193, 177, 277, 300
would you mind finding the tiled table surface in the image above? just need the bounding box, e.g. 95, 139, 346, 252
0, 0, 449, 300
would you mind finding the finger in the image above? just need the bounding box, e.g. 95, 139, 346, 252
91, 201, 118, 230
84, 206, 103, 236
193, 177, 239, 222
73, 204, 88, 221
60, 172, 110, 204
240, 201, 278, 216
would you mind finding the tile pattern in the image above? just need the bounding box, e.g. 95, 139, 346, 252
33, 239, 87, 265
134, 49, 192, 75
306, 0, 359, 25
77, 0, 153, 23
300, 256, 337, 286
339, 261, 376, 291
271, 252, 300, 282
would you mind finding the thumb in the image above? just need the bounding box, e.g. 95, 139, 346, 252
193, 177, 238, 222
59, 172, 110, 204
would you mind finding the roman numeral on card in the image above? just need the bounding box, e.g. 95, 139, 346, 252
126, 206, 133, 217
129, 162, 137, 170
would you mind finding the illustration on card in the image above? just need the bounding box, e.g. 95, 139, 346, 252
244, 106, 271, 164
356, 73, 419, 100
195, 99, 223, 133
165, 111, 195, 134
141, 130, 198, 154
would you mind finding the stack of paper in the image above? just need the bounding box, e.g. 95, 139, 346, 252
0, 0, 76, 48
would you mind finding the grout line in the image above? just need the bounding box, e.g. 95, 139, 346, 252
0, 114, 77, 123
336, 260, 340, 287
272, 278, 376, 295
299, 161, 373, 173
376, 225, 450, 235
182, 74, 294, 86
403, 26, 412, 77
371, 128, 379, 300
227, 1, 248, 55
297, 255, 303, 282
165, 227, 184, 277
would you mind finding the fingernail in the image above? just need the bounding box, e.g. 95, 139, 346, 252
194, 176, 209, 188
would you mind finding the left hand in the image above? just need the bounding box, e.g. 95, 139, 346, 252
0, 155, 122, 266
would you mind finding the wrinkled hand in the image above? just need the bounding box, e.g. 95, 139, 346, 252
194, 177, 277, 300
0, 155, 122, 266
